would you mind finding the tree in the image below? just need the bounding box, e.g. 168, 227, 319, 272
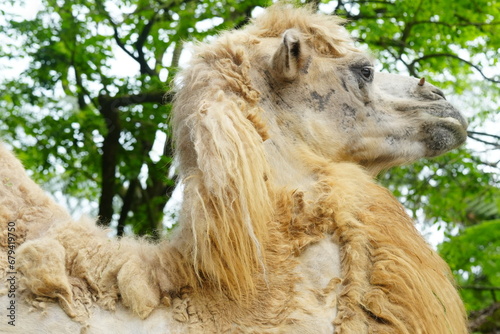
0, 0, 267, 236
0, 0, 499, 330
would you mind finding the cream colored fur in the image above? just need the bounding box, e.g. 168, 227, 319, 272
0, 4, 468, 333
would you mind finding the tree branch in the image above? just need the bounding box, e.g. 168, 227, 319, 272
135, 14, 158, 76
462, 285, 500, 291
72, 65, 89, 110
467, 134, 500, 149
409, 53, 500, 83
96, 89, 173, 230
468, 302, 500, 332
97, 95, 122, 226
98, 91, 172, 110
117, 178, 139, 236
96, 0, 138, 62
468, 131, 500, 141
353, 0, 397, 4
410, 19, 500, 28
456, 13, 500, 27
171, 41, 184, 69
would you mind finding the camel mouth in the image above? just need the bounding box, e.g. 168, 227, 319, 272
412, 102, 468, 157
422, 103, 468, 130
439, 116, 468, 138
395, 101, 468, 132
423, 118, 468, 156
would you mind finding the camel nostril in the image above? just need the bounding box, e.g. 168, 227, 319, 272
432, 89, 446, 100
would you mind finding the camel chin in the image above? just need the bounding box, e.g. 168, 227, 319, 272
423, 117, 468, 157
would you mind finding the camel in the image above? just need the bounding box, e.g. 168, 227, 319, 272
0, 4, 469, 333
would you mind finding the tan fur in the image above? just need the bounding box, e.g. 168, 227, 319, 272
0, 4, 468, 333
173, 4, 467, 332
305, 158, 466, 333
172, 35, 274, 301
0, 144, 70, 284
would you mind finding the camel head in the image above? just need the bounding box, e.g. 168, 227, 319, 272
254, 28, 468, 175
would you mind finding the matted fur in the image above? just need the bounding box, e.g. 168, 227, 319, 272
302, 158, 466, 333
171, 4, 359, 301
172, 36, 274, 299
0, 144, 70, 283
0, 3, 468, 333
172, 3, 467, 332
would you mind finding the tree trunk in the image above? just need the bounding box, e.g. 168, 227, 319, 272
97, 95, 122, 226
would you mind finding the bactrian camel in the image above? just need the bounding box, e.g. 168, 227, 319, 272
0, 4, 468, 333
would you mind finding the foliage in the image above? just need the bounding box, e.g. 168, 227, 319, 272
440, 220, 500, 333
379, 149, 500, 228
0, 0, 499, 330
440, 220, 500, 310
0, 0, 270, 236
329, 0, 500, 92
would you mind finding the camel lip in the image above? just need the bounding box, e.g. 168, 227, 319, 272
441, 116, 469, 135
420, 127, 465, 159
441, 119, 468, 142
424, 117, 469, 156
421, 103, 469, 133
395, 102, 468, 129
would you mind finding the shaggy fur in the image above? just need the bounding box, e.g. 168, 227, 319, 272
0, 4, 468, 333
0, 145, 69, 281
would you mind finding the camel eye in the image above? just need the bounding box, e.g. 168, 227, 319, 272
360, 66, 373, 80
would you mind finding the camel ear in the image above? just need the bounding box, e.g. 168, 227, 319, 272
271, 29, 303, 81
